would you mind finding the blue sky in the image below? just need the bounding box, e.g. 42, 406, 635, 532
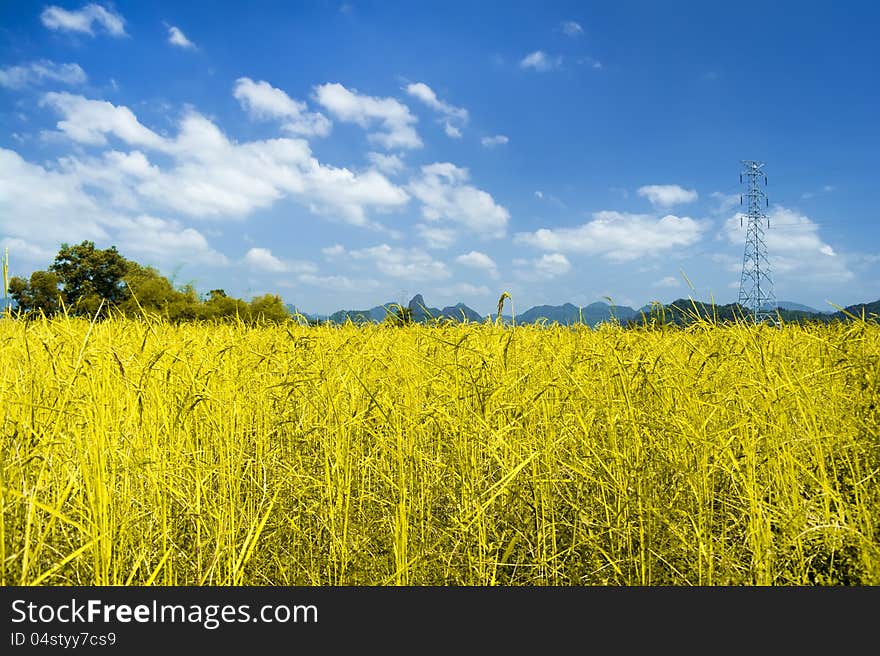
1, 1, 877, 315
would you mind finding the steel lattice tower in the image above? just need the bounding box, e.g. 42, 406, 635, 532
737, 160, 777, 323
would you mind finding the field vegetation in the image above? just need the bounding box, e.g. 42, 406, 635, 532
1, 308, 878, 585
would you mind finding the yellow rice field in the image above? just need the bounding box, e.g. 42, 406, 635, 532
1, 314, 878, 585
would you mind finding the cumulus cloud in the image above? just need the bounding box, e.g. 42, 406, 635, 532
405, 83, 467, 119
456, 250, 498, 278
40, 92, 168, 149
481, 135, 509, 147
313, 82, 422, 149
366, 152, 405, 175
0, 147, 108, 246
0, 60, 86, 89
297, 273, 380, 291
709, 191, 740, 215
346, 244, 450, 280
244, 247, 288, 272
0, 237, 57, 269
534, 253, 571, 278
561, 21, 583, 36
520, 51, 562, 72
723, 206, 852, 283
637, 184, 698, 207
515, 253, 571, 280
243, 247, 315, 274
41, 3, 126, 37
652, 276, 680, 288
234, 78, 331, 137
39, 93, 409, 224
0, 147, 226, 269
408, 163, 509, 238
167, 25, 196, 49
405, 82, 468, 138
416, 224, 458, 249
438, 282, 491, 298
113, 215, 227, 266
514, 211, 705, 261
322, 244, 345, 258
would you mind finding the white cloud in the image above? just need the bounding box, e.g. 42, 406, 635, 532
416, 224, 458, 249
0, 147, 109, 246
347, 244, 450, 280
710, 191, 739, 215
520, 51, 562, 72
534, 190, 544, 199
167, 25, 196, 50
723, 206, 852, 283
408, 163, 509, 238
456, 250, 499, 278
114, 215, 227, 266
1, 237, 57, 270
297, 273, 380, 291
234, 78, 331, 137
561, 21, 583, 36
366, 151, 405, 175
243, 247, 315, 274
303, 160, 410, 226
481, 135, 509, 147
439, 282, 491, 298
534, 253, 571, 278
637, 184, 698, 207
652, 276, 680, 288
801, 184, 836, 200
0, 147, 227, 269
322, 244, 345, 258
0, 60, 86, 89
39, 93, 409, 224
40, 92, 168, 149
244, 247, 288, 272
405, 82, 467, 122
41, 3, 126, 37
515, 211, 705, 261
444, 123, 462, 139
314, 82, 421, 149
405, 82, 468, 138
514, 253, 570, 280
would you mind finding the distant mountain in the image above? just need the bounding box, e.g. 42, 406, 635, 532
438, 303, 484, 323
517, 303, 581, 325
774, 301, 829, 314
285, 304, 328, 322
408, 294, 485, 323
832, 299, 880, 321
329, 301, 396, 324
407, 294, 441, 322
322, 295, 484, 324
285, 295, 879, 327
517, 301, 638, 326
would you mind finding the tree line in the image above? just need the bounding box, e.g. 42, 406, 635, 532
7, 241, 290, 323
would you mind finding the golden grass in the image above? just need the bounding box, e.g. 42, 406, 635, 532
1, 314, 878, 585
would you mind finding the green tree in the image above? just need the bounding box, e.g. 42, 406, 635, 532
248, 293, 290, 323
202, 290, 249, 321
49, 241, 129, 314
119, 262, 194, 318
8, 270, 62, 315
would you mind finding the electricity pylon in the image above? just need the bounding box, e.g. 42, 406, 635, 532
737, 160, 777, 323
